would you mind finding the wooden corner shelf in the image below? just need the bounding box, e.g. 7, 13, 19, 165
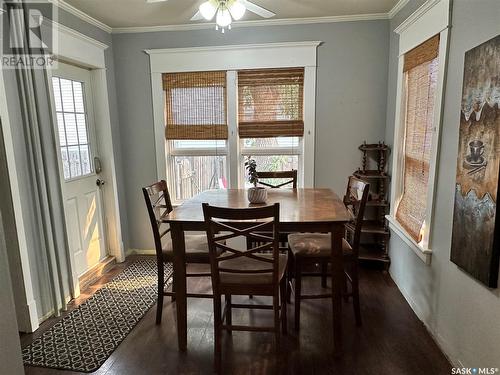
366, 200, 389, 207
347, 220, 390, 235
358, 143, 390, 152
354, 170, 390, 179
354, 141, 391, 268
358, 243, 391, 263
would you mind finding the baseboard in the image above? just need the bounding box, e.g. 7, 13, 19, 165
17, 299, 40, 333
78, 256, 116, 292
127, 248, 156, 256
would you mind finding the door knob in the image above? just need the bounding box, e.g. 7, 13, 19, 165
96, 179, 106, 187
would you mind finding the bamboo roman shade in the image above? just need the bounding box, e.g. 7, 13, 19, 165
238, 68, 304, 138
403, 35, 440, 72
163, 71, 228, 140
396, 34, 440, 242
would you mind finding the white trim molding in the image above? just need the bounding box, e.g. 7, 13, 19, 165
395, 0, 451, 54
113, 13, 388, 34
147, 41, 320, 190
47, 0, 418, 35
386, 216, 432, 265
48, 0, 113, 33
387, 0, 451, 264
145, 42, 321, 73
41, 19, 108, 68
388, 0, 411, 19
47, 0, 414, 35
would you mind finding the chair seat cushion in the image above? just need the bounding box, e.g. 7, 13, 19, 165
219, 254, 288, 285
288, 233, 352, 258
162, 234, 209, 259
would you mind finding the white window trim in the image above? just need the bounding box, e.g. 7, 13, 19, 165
387, 0, 451, 264
146, 41, 321, 191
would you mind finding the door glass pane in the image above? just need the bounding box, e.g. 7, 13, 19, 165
52, 76, 93, 180
80, 145, 91, 175
56, 113, 66, 146
76, 114, 88, 144
64, 113, 78, 145
68, 145, 81, 177
72, 81, 85, 113
60, 79, 75, 112
60, 147, 70, 180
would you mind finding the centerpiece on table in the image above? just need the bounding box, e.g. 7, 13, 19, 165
245, 157, 267, 204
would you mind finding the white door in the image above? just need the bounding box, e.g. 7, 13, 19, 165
51, 62, 107, 278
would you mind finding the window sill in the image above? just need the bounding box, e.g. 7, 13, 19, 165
385, 215, 432, 265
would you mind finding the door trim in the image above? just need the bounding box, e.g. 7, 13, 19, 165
44, 23, 125, 296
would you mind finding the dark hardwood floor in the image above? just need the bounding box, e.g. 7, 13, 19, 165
22, 256, 451, 375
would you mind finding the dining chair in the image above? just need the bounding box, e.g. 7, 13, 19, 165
247, 170, 298, 300
142, 180, 213, 325
287, 176, 369, 330
202, 203, 287, 372
256, 170, 298, 189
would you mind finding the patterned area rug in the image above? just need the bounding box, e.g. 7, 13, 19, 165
22, 258, 172, 373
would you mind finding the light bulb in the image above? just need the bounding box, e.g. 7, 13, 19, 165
229, 1, 246, 20
199, 1, 217, 20
216, 8, 232, 28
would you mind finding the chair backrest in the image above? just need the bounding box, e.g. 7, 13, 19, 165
202, 203, 280, 289
343, 176, 370, 254
256, 170, 297, 188
142, 180, 174, 259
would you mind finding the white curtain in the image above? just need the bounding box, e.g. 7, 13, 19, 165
8, 0, 74, 316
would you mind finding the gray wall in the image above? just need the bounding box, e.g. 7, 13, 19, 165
385, 0, 500, 367
112, 21, 390, 250
1, 7, 127, 322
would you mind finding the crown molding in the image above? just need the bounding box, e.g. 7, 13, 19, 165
388, 0, 410, 18
46, 0, 416, 35
394, 0, 443, 34
48, 0, 113, 34
113, 13, 388, 34
51, 20, 109, 50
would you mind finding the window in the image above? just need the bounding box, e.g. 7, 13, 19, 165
52, 76, 93, 180
237, 68, 304, 138
395, 35, 440, 242
164, 71, 228, 202
163, 67, 305, 203
238, 68, 304, 187
388, 0, 450, 262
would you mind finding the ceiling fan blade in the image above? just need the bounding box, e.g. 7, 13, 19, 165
241, 0, 275, 18
190, 11, 205, 21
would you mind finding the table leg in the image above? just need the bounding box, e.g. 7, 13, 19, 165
170, 222, 187, 351
331, 223, 344, 355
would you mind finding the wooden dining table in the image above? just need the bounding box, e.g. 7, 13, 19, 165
162, 188, 351, 353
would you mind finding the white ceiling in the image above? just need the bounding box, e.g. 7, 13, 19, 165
62, 0, 400, 29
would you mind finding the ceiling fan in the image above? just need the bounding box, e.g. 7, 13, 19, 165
192, 0, 276, 32
146, 0, 275, 33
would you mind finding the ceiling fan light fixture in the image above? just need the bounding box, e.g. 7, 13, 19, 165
199, 0, 217, 20
229, 0, 246, 20
216, 7, 232, 28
